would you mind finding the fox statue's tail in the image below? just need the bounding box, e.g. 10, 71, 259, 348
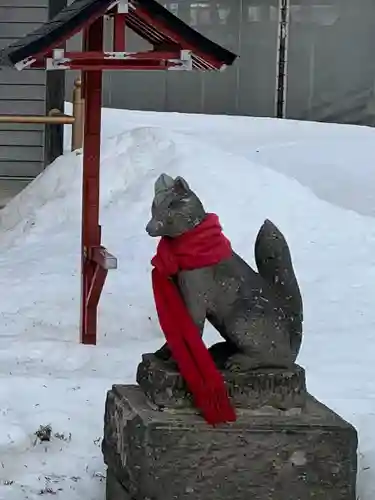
254, 219, 303, 358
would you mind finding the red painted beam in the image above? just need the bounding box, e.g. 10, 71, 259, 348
57, 50, 181, 60
29, 50, 185, 70
31, 59, 182, 70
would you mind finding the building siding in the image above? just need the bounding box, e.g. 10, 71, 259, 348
0, 2, 48, 178
0, 21, 45, 39
0, 0, 66, 179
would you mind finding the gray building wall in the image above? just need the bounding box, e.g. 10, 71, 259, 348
0, 0, 65, 179
66, 1, 279, 117
2, 0, 375, 180
286, 0, 375, 125
65, 0, 375, 125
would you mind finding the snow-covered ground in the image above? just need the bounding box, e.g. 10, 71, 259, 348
0, 105, 374, 499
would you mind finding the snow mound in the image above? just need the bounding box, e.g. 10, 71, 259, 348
0, 116, 374, 499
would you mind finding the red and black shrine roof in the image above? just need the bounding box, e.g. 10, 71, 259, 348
0, 0, 237, 71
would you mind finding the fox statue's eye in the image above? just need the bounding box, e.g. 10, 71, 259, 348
168, 199, 183, 209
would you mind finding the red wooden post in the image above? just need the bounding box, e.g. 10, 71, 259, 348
80, 16, 104, 345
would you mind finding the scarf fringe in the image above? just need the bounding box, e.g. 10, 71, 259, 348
194, 384, 236, 425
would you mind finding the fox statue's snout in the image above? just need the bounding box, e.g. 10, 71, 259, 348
146, 218, 163, 237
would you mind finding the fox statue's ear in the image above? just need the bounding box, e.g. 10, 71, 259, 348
173, 176, 190, 194
154, 173, 174, 196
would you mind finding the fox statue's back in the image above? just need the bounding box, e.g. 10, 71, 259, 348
146, 173, 303, 370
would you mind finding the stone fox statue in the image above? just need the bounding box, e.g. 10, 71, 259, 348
146, 173, 303, 371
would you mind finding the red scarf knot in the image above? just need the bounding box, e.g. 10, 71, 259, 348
151, 213, 236, 425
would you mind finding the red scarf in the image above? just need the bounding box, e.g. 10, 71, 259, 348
151, 213, 236, 425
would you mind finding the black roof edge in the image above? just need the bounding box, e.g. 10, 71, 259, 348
0, 0, 113, 66
0, 0, 237, 68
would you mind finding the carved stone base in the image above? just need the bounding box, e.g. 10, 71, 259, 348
136, 353, 307, 410
106, 468, 131, 500
102, 384, 358, 500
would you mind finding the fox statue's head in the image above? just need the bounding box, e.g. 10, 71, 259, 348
146, 173, 206, 238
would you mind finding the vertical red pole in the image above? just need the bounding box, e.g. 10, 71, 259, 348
80, 16, 104, 345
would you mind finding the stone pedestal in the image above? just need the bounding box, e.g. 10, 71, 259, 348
102, 354, 358, 500
136, 353, 307, 410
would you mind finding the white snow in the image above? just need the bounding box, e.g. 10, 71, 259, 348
0, 104, 374, 499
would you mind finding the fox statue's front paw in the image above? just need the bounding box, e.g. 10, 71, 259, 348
154, 343, 179, 370
225, 351, 296, 372
224, 353, 261, 372
154, 342, 171, 360
208, 341, 238, 369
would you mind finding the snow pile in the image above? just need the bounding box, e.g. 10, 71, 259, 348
0, 108, 374, 499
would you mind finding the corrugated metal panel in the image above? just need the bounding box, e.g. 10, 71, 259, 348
0, 69, 46, 85
0, 122, 43, 131
0, 84, 45, 100
0, 6, 47, 22
0, 39, 21, 49
0, 130, 42, 145
0, 145, 43, 161
0, 100, 46, 114
1, 0, 47, 6
0, 161, 43, 177
0, 178, 31, 208
0, 23, 44, 40
0, 0, 48, 178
